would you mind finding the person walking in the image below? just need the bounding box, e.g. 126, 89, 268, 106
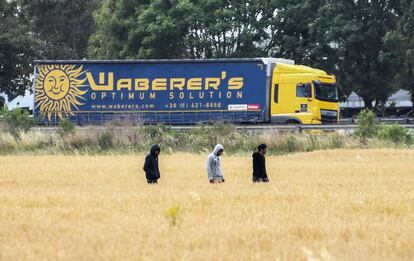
252, 144, 269, 183
143, 144, 161, 184
206, 144, 225, 184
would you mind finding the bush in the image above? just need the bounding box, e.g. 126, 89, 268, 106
97, 130, 115, 151
0, 122, 374, 155
58, 118, 76, 137
377, 124, 413, 145
282, 134, 301, 153
354, 110, 378, 142
329, 133, 345, 149
185, 123, 251, 153
65, 132, 95, 151
1, 108, 35, 142
141, 124, 173, 146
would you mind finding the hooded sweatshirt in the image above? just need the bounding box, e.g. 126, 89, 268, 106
206, 144, 224, 180
143, 144, 161, 181
252, 151, 268, 180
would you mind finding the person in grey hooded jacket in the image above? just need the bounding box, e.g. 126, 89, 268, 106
206, 144, 225, 184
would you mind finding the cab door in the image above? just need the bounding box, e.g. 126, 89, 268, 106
294, 82, 317, 124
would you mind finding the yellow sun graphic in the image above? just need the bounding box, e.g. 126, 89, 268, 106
35, 64, 87, 121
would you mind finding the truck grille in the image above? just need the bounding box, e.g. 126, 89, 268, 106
320, 109, 338, 124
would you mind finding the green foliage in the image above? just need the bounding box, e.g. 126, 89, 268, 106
2, 121, 414, 155
58, 118, 76, 137
184, 0, 273, 58
2, 0, 413, 109
312, 0, 400, 107
283, 134, 300, 153
0, 0, 35, 97
141, 124, 172, 143
88, 0, 185, 59
88, 0, 272, 59
330, 133, 345, 149
0, 122, 365, 155
185, 123, 252, 153
97, 130, 115, 151
87, 0, 406, 109
1, 0, 414, 111
385, 0, 414, 110
270, 0, 331, 68
1, 0, 100, 97
140, 124, 180, 150
21, 0, 101, 59
354, 110, 378, 142
1, 108, 35, 142
377, 124, 413, 145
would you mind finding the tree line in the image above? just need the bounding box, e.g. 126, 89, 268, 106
1, 0, 413, 111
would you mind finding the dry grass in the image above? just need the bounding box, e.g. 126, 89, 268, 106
0, 149, 414, 260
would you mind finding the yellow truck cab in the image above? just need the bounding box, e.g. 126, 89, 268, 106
270, 63, 340, 124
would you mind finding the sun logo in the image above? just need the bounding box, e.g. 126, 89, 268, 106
35, 64, 88, 121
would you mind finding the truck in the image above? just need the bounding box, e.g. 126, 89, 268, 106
33, 58, 339, 125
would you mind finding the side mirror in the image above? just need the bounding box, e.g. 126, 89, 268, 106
308, 97, 313, 102
305, 83, 312, 99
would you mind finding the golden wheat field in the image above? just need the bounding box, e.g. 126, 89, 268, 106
0, 149, 414, 261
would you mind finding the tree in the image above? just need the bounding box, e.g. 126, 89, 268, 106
88, 0, 275, 59
184, 0, 274, 58
21, 0, 101, 59
0, 0, 34, 98
0, 96, 5, 108
313, 0, 400, 109
1, 107, 35, 142
123, 0, 191, 59
385, 0, 414, 113
88, 0, 181, 59
354, 109, 378, 143
268, 0, 329, 65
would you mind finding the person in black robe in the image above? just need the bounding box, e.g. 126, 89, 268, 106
252, 144, 269, 183
143, 144, 161, 184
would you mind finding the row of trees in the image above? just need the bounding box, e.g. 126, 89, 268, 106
0, 0, 100, 98
1, 0, 413, 110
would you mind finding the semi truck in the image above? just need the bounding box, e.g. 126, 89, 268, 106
33, 58, 339, 124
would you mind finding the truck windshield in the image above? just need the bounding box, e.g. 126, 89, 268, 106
314, 82, 338, 102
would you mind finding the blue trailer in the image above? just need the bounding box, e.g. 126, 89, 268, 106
34, 58, 293, 124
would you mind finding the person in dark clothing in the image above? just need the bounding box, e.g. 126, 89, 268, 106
252, 144, 269, 183
143, 144, 161, 184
